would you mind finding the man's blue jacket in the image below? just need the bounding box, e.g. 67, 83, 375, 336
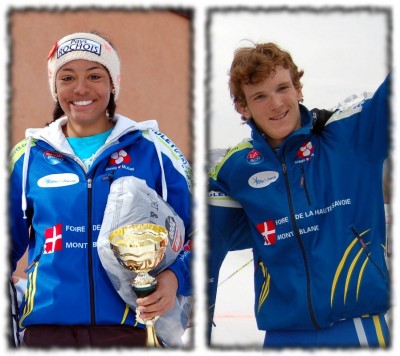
208, 75, 390, 333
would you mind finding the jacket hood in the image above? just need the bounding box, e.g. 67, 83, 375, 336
25, 114, 159, 151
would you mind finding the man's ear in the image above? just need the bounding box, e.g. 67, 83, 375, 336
235, 102, 251, 120
297, 88, 303, 103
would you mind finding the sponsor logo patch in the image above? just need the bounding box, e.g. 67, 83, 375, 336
165, 216, 183, 252
43, 151, 65, 165
183, 240, 191, 251
44, 223, 63, 254
57, 38, 101, 58
37, 173, 79, 188
256, 220, 277, 245
248, 171, 279, 188
109, 149, 131, 165
247, 149, 264, 164
296, 141, 314, 161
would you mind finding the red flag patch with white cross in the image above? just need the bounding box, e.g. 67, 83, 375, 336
256, 220, 277, 245
44, 223, 63, 254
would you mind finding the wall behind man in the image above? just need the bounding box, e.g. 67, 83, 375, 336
9, 8, 192, 278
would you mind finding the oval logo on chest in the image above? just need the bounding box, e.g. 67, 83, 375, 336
248, 171, 279, 188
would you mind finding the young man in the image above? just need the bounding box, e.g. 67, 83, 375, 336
208, 42, 390, 348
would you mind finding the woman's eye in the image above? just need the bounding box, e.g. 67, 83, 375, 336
89, 74, 101, 80
61, 76, 73, 82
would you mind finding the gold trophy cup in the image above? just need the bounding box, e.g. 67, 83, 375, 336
109, 223, 168, 347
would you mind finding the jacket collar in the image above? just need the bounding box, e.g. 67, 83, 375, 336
247, 104, 313, 153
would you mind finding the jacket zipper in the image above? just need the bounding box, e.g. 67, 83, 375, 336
108, 169, 115, 187
300, 164, 312, 206
87, 177, 96, 325
282, 162, 320, 330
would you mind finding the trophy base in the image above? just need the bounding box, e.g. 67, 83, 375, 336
146, 323, 161, 347
132, 282, 160, 347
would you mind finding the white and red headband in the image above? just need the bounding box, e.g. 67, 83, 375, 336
47, 32, 121, 102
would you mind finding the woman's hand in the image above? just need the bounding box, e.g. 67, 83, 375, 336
136, 269, 178, 320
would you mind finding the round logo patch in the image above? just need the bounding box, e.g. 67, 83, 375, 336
247, 149, 264, 164
43, 151, 65, 165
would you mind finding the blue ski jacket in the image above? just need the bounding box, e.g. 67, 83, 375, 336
208, 75, 390, 332
9, 114, 192, 328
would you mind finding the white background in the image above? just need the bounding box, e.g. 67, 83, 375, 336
208, 9, 389, 150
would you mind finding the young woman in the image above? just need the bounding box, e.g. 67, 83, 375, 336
9, 32, 192, 348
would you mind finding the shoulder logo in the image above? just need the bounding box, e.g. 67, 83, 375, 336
209, 141, 253, 180
152, 131, 189, 165
43, 151, 65, 165
247, 149, 264, 164
248, 171, 279, 188
9, 139, 37, 171
38, 173, 79, 188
